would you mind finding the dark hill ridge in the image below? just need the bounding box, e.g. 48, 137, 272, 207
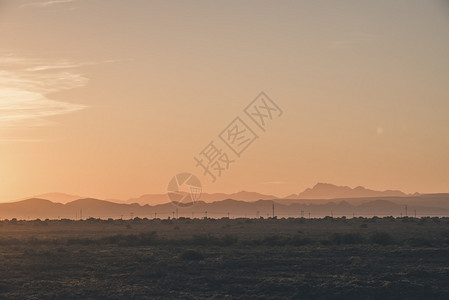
126, 183, 409, 205
17, 183, 410, 205
287, 183, 407, 199
0, 195, 448, 219
127, 191, 277, 205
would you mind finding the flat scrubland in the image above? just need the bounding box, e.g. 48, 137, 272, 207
0, 217, 449, 299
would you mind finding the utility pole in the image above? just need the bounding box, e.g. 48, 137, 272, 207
176, 207, 178, 219
405, 205, 408, 217
308, 212, 311, 219
154, 212, 157, 219
331, 211, 333, 218
227, 212, 230, 218
80, 209, 82, 220
272, 203, 275, 218
205, 211, 207, 219
301, 210, 304, 218
172, 211, 175, 219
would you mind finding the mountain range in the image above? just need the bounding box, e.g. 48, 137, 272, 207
285, 183, 410, 199
2, 183, 445, 220
1, 194, 448, 220
29, 183, 415, 205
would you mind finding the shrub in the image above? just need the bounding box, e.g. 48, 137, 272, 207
261, 235, 289, 246
328, 233, 364, 245
406, 237, 433, 247
180, 250, 204, 261
220, 234, 238, 246
369, 231, 394, 245
191, 234, 219, 246
440, 230, 449, 238
290, 236, 313, 246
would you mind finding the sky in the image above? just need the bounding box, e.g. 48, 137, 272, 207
0, 0, 448, 202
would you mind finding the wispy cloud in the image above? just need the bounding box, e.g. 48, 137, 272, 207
25, 62, 90, 72
19, 0, 76, 8
0, 53, 88, 141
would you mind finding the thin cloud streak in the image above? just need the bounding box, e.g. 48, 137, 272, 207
0, 54, 88, 140
19, 0, 76, 8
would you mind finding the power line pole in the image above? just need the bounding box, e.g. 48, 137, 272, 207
405, 205, 408, 217
272, 203, 275, 218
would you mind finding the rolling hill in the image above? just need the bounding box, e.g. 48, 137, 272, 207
1, 195, 448, 220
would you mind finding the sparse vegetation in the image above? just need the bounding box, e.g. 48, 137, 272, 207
0, 217, 448, 298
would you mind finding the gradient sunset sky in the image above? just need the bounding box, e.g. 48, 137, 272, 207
1, 0, 448, 202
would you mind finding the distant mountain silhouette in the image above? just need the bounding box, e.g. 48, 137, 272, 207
23, 184, 410, 206
1, 194, 448, 220
127, 194, 171, 205
286, 183, 407, 199
128, 191, 277, 205
30, 192, 84, 204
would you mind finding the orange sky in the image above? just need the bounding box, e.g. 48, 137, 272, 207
1, 0, 448, 202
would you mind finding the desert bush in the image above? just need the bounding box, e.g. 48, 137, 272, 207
406, 237, 433, 247
191, 234, 220, 246
289, 235, 313, 246
260, 235, 290, 246
440, 230, 449, 238
329, 233, 365, 245
180, 249, 204, 261
66, 237, 94, 246
369, 231, 394, 245
220, 234, 238, 246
